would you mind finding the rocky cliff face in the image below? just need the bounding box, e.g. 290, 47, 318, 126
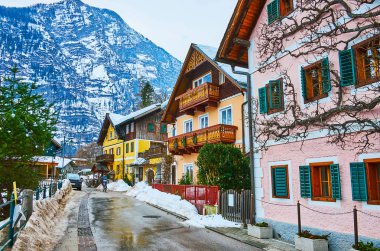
0, 0, 181, 153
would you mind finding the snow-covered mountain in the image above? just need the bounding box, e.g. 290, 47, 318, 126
0, 0, 181, 154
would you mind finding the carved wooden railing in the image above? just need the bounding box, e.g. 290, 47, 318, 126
138, 146, 166, 159
168, 124, 237, 154
96, 154, 114, 163
175, 83, 219, 112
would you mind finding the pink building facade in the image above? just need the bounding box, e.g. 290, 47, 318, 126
217, 0, 380, 250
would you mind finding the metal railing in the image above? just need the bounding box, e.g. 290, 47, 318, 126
0, 180, 63, 250
152, 184, 219, 213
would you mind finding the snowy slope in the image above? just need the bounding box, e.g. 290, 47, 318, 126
0, 0, 181, 154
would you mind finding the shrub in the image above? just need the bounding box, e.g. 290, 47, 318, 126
196, 143, 250, 190
179, 173, 192, 185
298, 230, 329, 240
352, 241, 380, 251
254, 222, 269, 227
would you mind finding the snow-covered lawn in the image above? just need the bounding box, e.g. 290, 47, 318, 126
126, 182, 240, 228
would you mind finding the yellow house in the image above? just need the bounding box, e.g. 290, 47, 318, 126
162, 44, 247, 184
96, 103, 168, 182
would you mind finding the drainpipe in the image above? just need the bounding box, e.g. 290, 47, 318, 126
122, 138, 125, 180
232, 65, 256, 225
241, 100, 247, 154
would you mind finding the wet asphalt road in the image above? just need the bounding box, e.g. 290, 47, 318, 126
88, 191, 259, 251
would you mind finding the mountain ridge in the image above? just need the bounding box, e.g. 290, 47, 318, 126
0, 0, 182, 154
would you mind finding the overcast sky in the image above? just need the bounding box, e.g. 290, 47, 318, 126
0, 0, 237, 61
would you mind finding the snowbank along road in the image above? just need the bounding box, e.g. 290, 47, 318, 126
54, 187, 260, 251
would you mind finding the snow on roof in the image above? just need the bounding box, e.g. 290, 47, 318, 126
33, 156, 73, 168
194, 44, 247, 85
161, 99, 169, 109
132, 157, 146, 165
116, 103, 161, 125
109, 113, 128, 125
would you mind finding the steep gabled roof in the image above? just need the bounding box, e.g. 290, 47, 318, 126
162, 43, 247, 123
216, 0, 266, 68
97, 113, 118, 145
97, 101, 169, 145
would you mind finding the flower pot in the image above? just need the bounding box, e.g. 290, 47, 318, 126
247, 225, 273, 239
295, 235, 328, 251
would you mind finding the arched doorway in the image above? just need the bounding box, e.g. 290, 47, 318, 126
146, 169, 154, 185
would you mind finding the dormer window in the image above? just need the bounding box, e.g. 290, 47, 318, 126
193, 72, 212, 88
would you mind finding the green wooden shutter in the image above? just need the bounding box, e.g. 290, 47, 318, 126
299, 165, 312, 198
273, 167, 288, 197
321, 58, 331, 93
300, 67, 307, 100
148, 123, 154, 132
350, 162, 368, 201
269, 80, 283, 109
330, 164, 341, 200
267, 0, 280, 24
161, 124, 167, 133
258, 87, 268, 114
339, 49, 356, 86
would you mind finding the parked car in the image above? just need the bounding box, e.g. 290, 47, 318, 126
67, 173, 82, 190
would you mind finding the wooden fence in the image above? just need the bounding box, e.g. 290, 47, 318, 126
219, 189, 251, 224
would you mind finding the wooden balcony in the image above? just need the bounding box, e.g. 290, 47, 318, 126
168, 124, 238, 155
96, 154, 114, 163
125, 132, 136, 141
138, 145, 166, 160
175, 83, 219, 114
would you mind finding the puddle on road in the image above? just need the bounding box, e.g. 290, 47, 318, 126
89, 196, 175, 250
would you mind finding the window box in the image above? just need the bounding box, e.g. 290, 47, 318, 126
295, 235, 328, 251
248, 225, 273, 239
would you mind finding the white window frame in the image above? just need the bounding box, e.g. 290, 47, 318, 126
126, 124, 129, 134
109, 132, 113, 139
130, 122, 134, 132
268, 160, 293, 204
219, 105, 233, 125
116, 147, 120, 155
184, 164, 194, 182
199, 113, 209, 129
219, 72, 225, 84
193, 72, 212, 88
183, 119, 193, 133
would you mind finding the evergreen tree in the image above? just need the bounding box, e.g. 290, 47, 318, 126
139, 80, 154, 108
0, 67, 57, 210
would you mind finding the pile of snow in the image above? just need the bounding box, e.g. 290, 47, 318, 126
107, 180, 131, 192
13, 179, 73, 251
126, 182, 240, 228
183, 214, 240, 228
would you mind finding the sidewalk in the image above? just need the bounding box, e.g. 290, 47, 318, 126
206, 227, 296, 251
147, 203, 296, 251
